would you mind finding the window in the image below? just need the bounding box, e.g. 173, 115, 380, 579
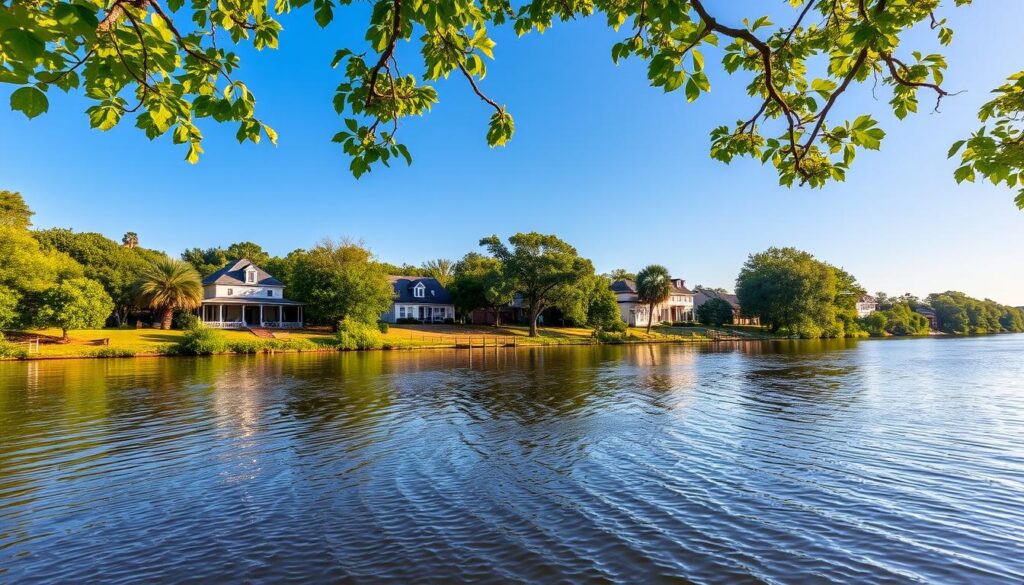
227, 288, 233, 296
399, 306, 407, 318
413, 283, 425, 298
267, 290, 273, 297
246, 270, 256, 284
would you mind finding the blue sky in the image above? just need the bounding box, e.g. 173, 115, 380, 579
2, 1, 1023, 304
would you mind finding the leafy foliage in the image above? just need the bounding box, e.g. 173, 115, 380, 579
736, 246, 864, 338
449, 252, 511, 322
3, 0, 1023, 203
635, 264, 672, 334
926, 291, 1024, 334
480, 232, 594, 336
288, 239, 394, 327
177, 326, 226, 355
859, 302, 930, 336
335, 316, 383, 350
696, 297, 733, 326
135, 256, 203, 329
38, 277, 114, 339
420, 258, 455, 287
0, 190, 34, 229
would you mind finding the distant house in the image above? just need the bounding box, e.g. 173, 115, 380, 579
381, 276, 455, 323
693, 288, 760, 326
915, 306, 939, 330
611, 278, 694, 327
469, 295, 525, 326
856, 294, 878, 318
197, 259, 304, 328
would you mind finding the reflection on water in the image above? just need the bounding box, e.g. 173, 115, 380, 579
2, 337, 1024, 583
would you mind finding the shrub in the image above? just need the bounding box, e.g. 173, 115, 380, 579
92, 347, 136, 358
603, 319, 627, 333
395, 317, 422, 325
0, 336, 28, 359
177, 326, 226, 355
377, 321, 390, 333
335, 318, 383, 350
443, 318, 455, 325
173, 311, 201, 330
225, 339, 265, 354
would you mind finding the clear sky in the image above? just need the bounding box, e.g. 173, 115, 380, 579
2, 1, 1022, 304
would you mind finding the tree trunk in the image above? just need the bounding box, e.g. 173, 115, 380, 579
493, 306, 501, 327
61, 328, 69, 342
645, 302, 655, 334
529, 305, 541, 337
160, 306, 174, 330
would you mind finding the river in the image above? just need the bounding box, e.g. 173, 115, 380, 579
1, 336, 1023, 583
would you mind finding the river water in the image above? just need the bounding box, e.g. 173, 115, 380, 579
1, 336, 1023, 584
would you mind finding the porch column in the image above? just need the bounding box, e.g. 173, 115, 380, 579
218, 304, 223, 324
260, 305, 264, 326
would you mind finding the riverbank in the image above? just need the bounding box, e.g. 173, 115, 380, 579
0, 324, 772, 360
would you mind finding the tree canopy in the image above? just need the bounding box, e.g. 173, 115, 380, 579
480, 232, 593, 336
288, 238, 394, 327
926, 291, 1024, 334
38, 277, 114, 339
448, 252, 510, 323
3, 1, 1023, 206
635, 264, 672, 333
135, 256, 203, 329
696, 297, 732, 326
736, 246, 865, 338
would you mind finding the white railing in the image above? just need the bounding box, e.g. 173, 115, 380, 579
202, 321, 303, 329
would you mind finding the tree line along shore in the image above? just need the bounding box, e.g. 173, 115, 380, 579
2, 191, 1022, 360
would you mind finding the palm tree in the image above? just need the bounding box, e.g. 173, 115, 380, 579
421, 258, 454, 287
122, 231, 139, 249
136, 257, 203, 330
636, 264, 673, 334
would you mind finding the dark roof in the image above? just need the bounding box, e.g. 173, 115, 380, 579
859, 294, 877, 303
203, 259, 284, 286
610, 278, 693, 295
694, 289, 740, 310
916, 306, 936, 316
389, 276, 453, 305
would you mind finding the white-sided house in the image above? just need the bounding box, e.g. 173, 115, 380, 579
856, 294, 878, 318
381, 276, 455, 324
197, 259, 304, 328
610, 278, 695, 327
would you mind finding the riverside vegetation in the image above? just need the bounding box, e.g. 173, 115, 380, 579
2, 191, 1023, 361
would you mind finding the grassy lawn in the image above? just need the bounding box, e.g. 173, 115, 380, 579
2, 322, 739, 359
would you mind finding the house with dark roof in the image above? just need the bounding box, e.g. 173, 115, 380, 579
693, 288, 760, 326
197, 259, 304, 328
610, 278, 695, 327
915, 306, 939, 330
381, 276, 455, 324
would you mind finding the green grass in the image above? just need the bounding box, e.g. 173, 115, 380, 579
1, 322, 736, 360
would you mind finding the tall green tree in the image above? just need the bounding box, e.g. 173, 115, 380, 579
38, 277, 113, 340
480, 233, 593, 337
4, 2, 1024, 205
421, 258, 455, 288
181, 241, 272, 277
635, 264, 672, 334
288, 239, 393, 328
736, 247, 852, 338
926, 291, 1024, 334
122, 232, 139, 249
449, 252, 510, 325
0, 191, 33, 229
35, 228, 163, 326
135, 257, 203, 330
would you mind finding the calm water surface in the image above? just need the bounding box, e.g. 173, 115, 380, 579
1, 336, 1023, 584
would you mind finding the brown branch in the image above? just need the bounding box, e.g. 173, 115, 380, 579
803, 47, 868, 150
41, 48, 95, 84
457, 62, 501, 113
364, 0, 402, 107
881, 52, 954, 112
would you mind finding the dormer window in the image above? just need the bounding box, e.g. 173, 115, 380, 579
267, 290, 273, 297
227, 288, 233, 296
245, 269, 257, 284
413, 282, 425, 298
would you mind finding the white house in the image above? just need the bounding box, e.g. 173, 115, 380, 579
197, 259, 304, 328
380, 276, 455, 324
610, 278, 695, 327
856, 294, 878, 318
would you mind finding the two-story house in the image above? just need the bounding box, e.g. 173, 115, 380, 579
380, 276, 455, 324
855, 294, 878, 318
197, 259, 304, 328
611, 278, 695, 327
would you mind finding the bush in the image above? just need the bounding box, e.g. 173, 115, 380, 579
395, 317, 422, 324
225, 339, 265, 354
0, 337, 28, 359
335, 318, 383, 350
173, 311, 201, 330
377, 321, 390, 333
603, 319, 627, 333
443, 318, 455, 324
671, 321, 699, 327
92, 347, 136, 358
177, 327, 226, 355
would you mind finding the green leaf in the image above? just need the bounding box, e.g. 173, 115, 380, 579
685, 77, 700, 102
947, 140, 966, 158
1, 29, 45, 61
9, 86, 48, 119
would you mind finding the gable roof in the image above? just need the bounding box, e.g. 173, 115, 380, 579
202, 259, 284, 286
388, 276, 453, 305
859, 294, 877, 303
611, 278, 693, 296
